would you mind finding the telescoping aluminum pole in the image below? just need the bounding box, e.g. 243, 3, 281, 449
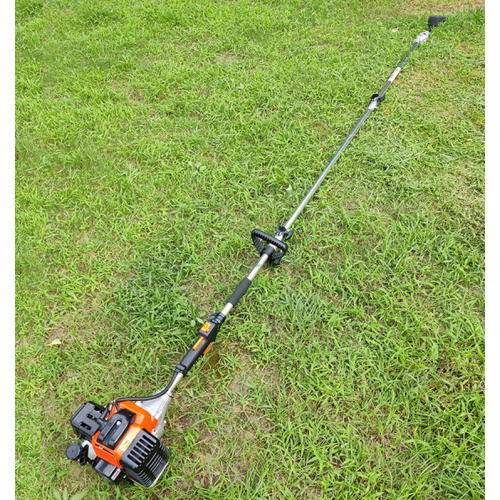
112, 15, 447, 431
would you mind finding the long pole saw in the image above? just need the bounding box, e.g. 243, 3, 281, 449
66, 16, 447, 487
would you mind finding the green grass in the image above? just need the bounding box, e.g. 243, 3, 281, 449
16, 1, 484, 498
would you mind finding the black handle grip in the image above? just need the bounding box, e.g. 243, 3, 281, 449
227, 277, 252, 307
251, 229, 288, 266
177, 313, 225, 376
251, 229, 288, 254
177, 336, 211, 375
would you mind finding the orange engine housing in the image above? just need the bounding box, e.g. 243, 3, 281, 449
91, 401, 158, 469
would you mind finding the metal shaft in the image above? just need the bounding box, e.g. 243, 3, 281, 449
221, 32, 431, 318
284, 34, 427, 231
284, 106, 374, 231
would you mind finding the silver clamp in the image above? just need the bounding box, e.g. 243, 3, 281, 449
413, 30, 430, 45
369, 93, 385, 110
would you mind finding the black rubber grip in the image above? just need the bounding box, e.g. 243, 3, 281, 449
227, 277, 252, 307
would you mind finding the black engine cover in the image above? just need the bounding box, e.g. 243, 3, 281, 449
120, 429, 171, 487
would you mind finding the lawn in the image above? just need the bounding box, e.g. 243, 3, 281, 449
16, 1, 485, 499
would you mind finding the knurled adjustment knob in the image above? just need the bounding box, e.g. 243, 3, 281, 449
66, 443, 83, 461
